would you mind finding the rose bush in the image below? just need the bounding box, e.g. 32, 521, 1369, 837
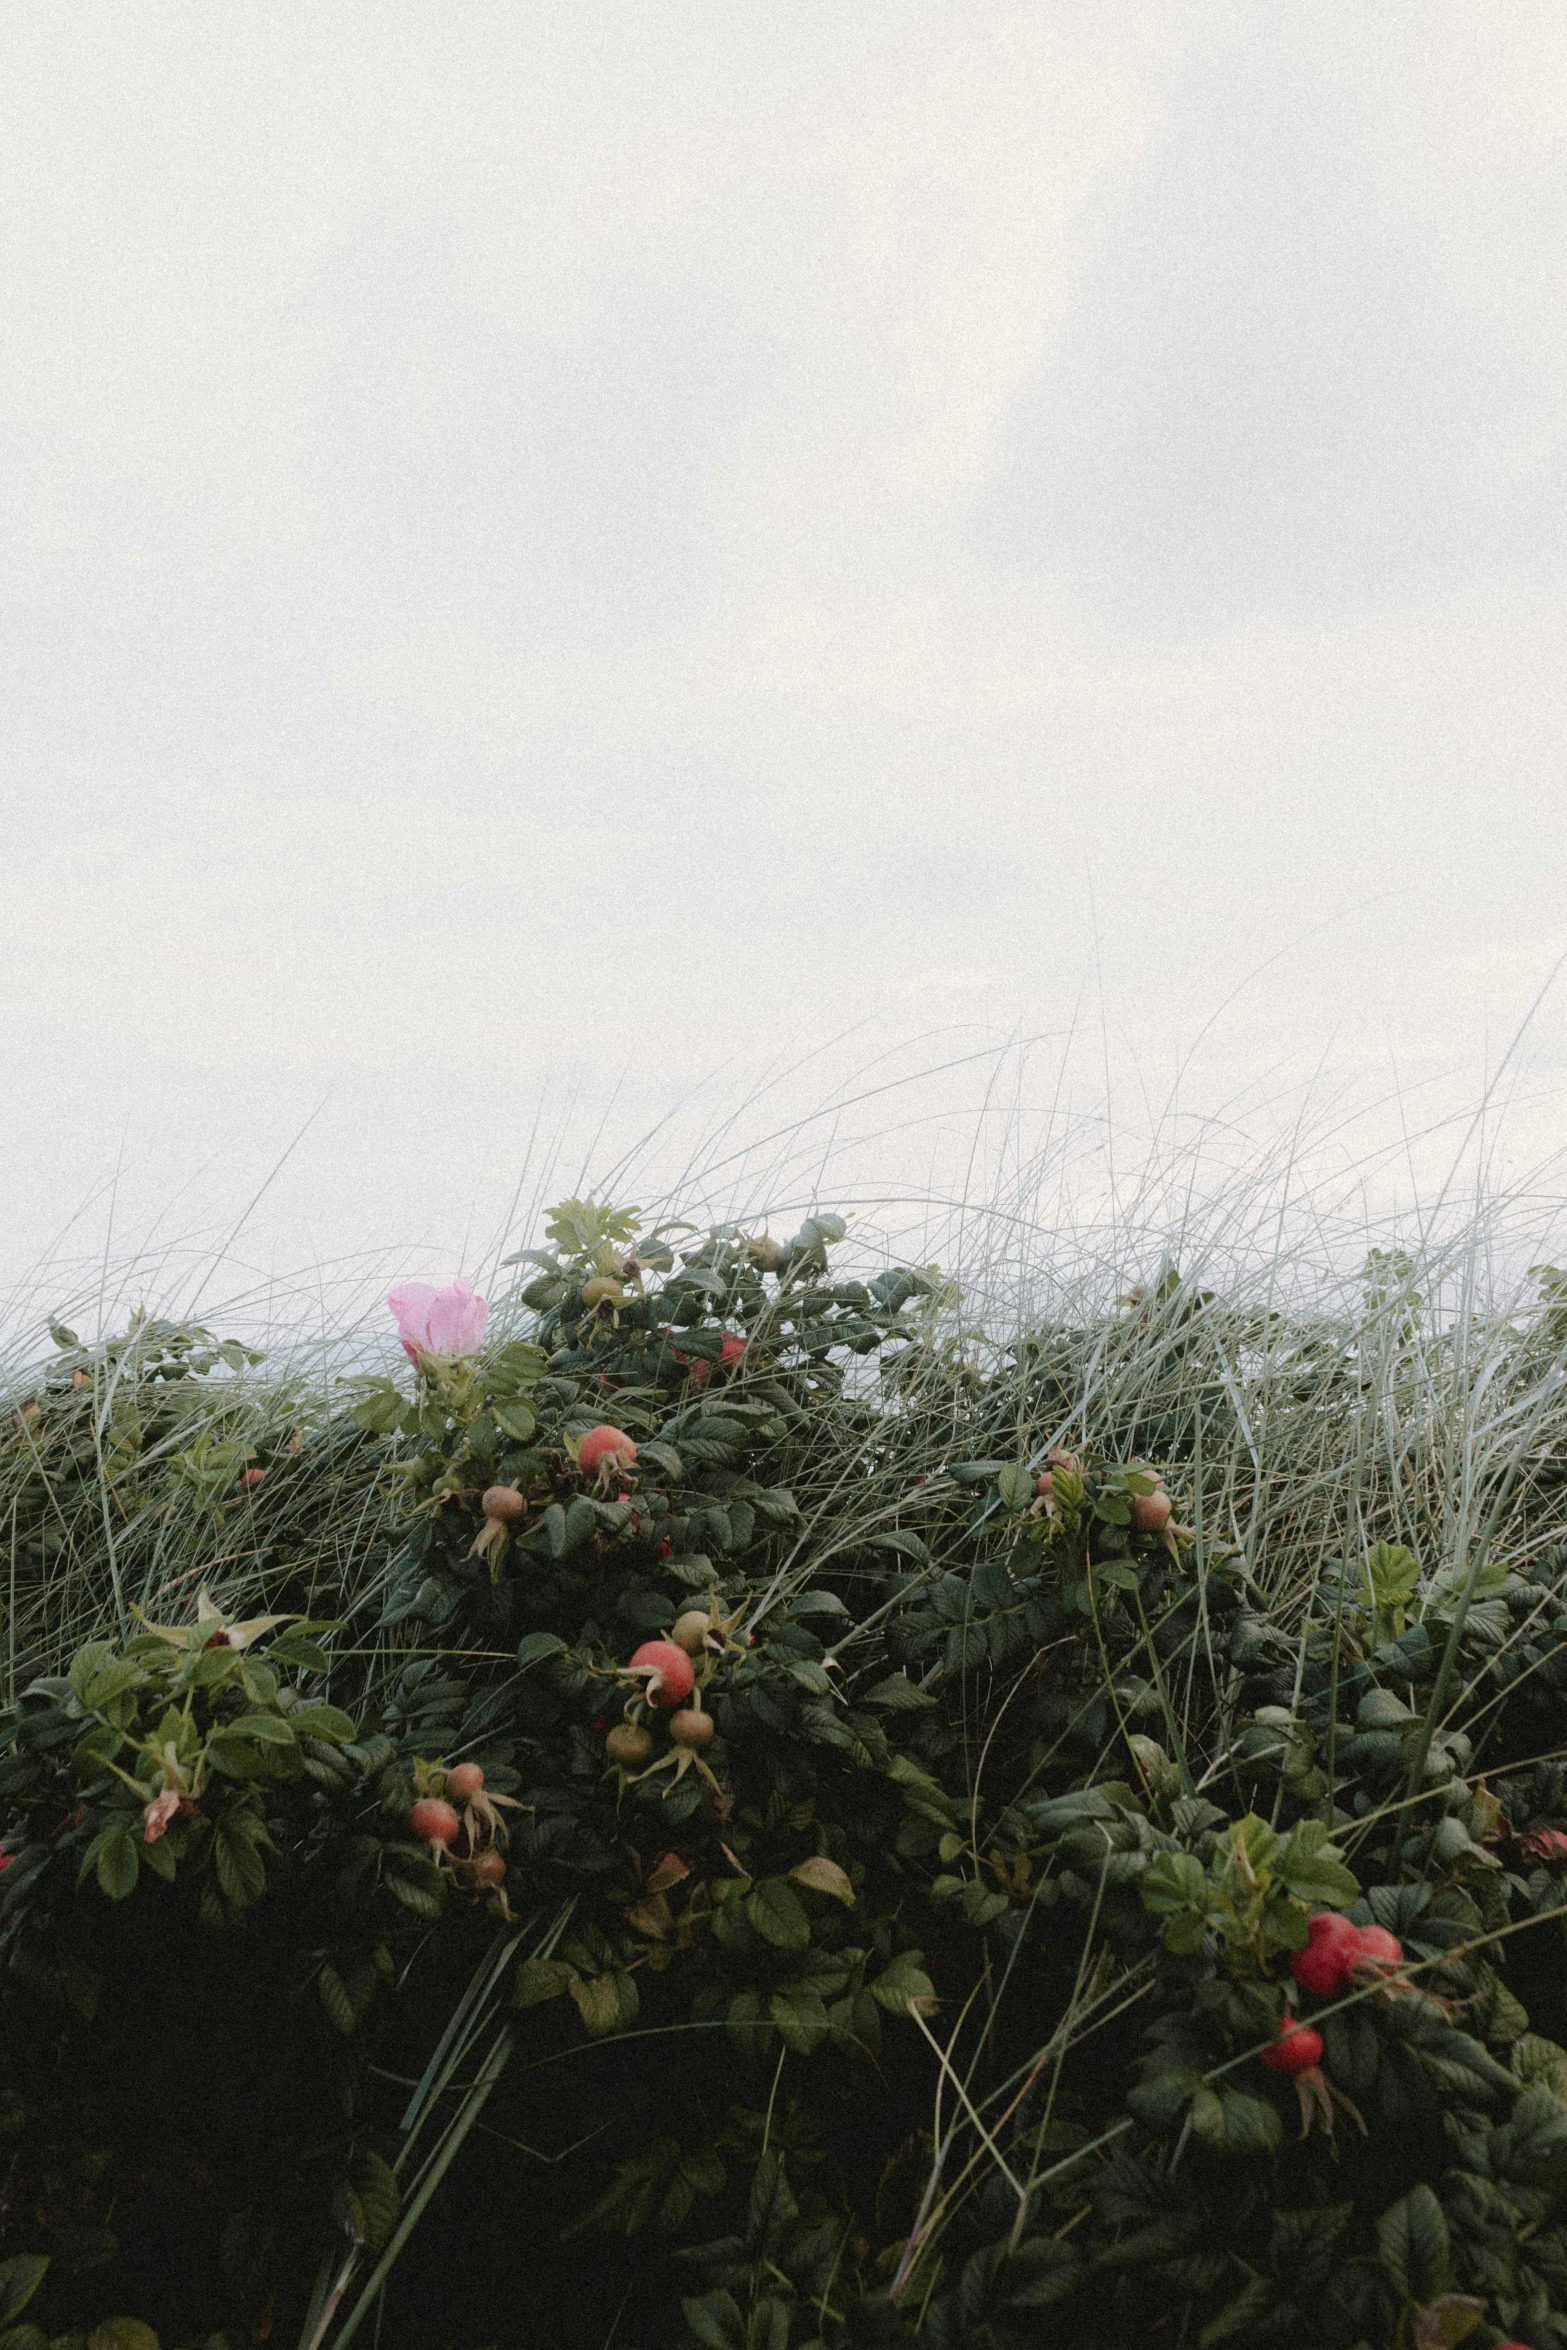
2, 1209, 1567, 2344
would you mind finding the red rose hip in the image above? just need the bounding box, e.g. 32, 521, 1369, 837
408, 1797, 460, 1848
1291, 1910, 1364, 1998
1260, 2018, 1323, 2076
578, 1425, 637, 1477
628, 1640, 695, 1708
446, 1762, 485, 1802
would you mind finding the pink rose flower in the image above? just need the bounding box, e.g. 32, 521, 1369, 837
143, 1788, 181, 1843
387, 1277, 489, 1363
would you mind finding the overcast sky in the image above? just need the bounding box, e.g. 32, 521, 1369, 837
4, 3, 1567, 1327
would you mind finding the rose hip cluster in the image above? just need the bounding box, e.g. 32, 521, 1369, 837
1291, 1908, 1404, 2000
406, 1761, 518, 1910
1252, 1912, 1407, 2135
599, 1596, 758, 1798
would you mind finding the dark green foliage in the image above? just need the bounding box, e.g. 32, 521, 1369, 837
3, 1213, 1567, 2345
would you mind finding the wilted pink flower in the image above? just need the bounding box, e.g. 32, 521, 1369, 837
387, 1278, 489, 1363
143, 1788, 180, 1843
1516, 1827, 1567, 1865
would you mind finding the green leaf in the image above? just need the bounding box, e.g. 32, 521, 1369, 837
184, 1645, 243, 1689
681, 2293, 745, 2350
350, 1384, 405, 1436
1282, 1818, 1360, 1907
1092, 1561, 1140, 1593
995, 1463, 1034, 1513
998, 2238, 1082, 2310
514, 1956, 576, 2008
748, 2148, 799, 2256
1362, 1540, 1421, 1611
870, 1949, 935, 2014
769, 1982, 832, 2054
203, 1728, 269, 1777
213, 1821, 267, 1907
1356, 1688, 1416, 1730
1427, 1558, 1508, 1618
1411, 2297, 1484, 2349
1378, 2182, 1451, 2302
88, 2324, 161, 2350
84, 1826, 140, 1902
682, 2146, 726, 2201
492, 1339, 549, 1385
268, 1635, 332, 1675
1125, 2066, 1205, 2135
1216, 2089, 1282, 2157
84, 1659, 145, 1712
1095, 1561, 1143, 1593
317, 1962, 355, 2036
140, 1834, 177, 1883
350, 2150, 401, 2258
787, 1589, 849, 1618
1198, 2275, 1276, 2347
492, 1401, 537, 1443
746, 1879, 811, 1952
0, 2258, 48, 2326
1140, 1851, 1209, 1918
286, 1702, 358, 1743
519, 1274, 568, 1310
865, 1530, 931, 1564
569, 1972, 628, 2037
1226, 1814, 1281, 1878
232, 1711, 295, 1747
69, 1642, 114, 1704
383, 1865, 445, 1920
1188, 2088, 1227, 2149
563, 1497, 598, 1553
515, 1631, 566, 1671
944, 1620, 987, 1674
861, 1674, 935, 1710
788, 1856, 855, 1906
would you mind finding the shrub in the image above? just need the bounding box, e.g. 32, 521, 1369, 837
1, 1203, 1566, 2346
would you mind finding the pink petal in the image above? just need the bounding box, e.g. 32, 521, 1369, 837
387, 1281, 440, 1352
143, 1789, 180, 1843
424, 1279, 488, 1357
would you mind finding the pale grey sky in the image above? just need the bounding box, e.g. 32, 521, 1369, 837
4, 3, 1566, 1316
